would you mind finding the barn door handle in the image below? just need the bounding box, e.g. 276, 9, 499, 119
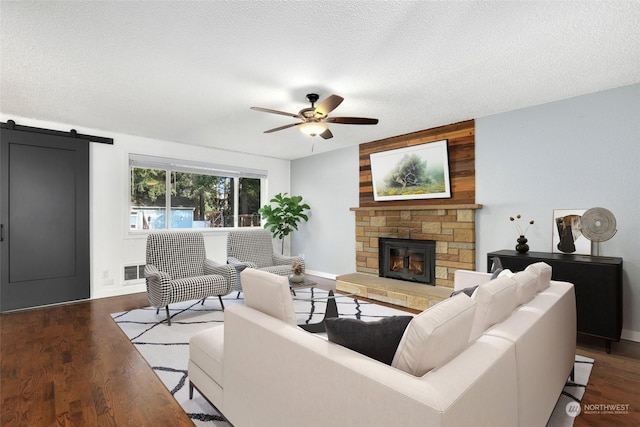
0, 224, 3, 242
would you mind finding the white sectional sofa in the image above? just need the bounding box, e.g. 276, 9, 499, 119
189, 264, 576, 427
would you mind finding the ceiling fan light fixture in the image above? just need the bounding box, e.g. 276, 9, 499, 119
299, 121, 327, 137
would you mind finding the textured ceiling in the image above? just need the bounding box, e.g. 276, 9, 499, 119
2, 1, 639, 160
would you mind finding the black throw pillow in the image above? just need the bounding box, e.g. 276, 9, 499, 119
324, 316, 413, 365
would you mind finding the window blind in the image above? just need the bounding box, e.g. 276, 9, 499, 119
129, 154, 267, 179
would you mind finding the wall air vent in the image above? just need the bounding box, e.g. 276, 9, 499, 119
123, 263, 146, 285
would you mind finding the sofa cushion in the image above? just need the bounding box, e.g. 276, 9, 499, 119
498, 268, 514, 278
240, 268, 296, 325
512, 270, 539, 305
324, 316, 413, 365
525, 262, 552, 292
469, 276, 518, 341
391, 294, 476, 376
189, 325, 225, 386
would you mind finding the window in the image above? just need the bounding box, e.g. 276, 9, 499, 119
129, 154, 265, 230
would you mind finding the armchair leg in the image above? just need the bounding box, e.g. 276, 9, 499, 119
201, 298, 206, 305
165, 306, 171, 326
189, 382, 194, 399
236, 292, 241, 299
218, 295, 225, 311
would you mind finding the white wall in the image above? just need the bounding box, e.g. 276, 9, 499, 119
291, 83, 640, 340
290, 145, 359, 278
0, 114, 291, 299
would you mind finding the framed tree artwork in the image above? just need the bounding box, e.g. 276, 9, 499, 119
370, 139, 451, 202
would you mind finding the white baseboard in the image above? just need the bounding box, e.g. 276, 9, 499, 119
92, 283, 146, 300
305, 269, 337, 280
621, 328, 640, 343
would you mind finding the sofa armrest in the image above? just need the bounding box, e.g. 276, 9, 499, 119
144, 264, 172, 307
454, 270, 492, 291
222, 304, 518, 427
204, 259, 237, 292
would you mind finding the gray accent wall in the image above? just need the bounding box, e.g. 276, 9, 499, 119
476, 83, 640, 341
291, 83, 640, 340
290, 145, 359, 277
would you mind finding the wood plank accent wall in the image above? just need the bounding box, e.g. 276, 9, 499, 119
359, 119, 475, 207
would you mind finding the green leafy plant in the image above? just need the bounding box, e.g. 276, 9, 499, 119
258, 193, 310, 254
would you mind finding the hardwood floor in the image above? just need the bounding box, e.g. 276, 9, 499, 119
2, 283, 639, 426
0, 293, 192, 426
574, 335, 640, 426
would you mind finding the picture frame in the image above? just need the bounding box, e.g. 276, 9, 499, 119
552, 209, 590, 255
370, 139, 451, 202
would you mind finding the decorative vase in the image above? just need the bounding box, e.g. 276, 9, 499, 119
289, 273, 305, 283
516, 235, 529, 253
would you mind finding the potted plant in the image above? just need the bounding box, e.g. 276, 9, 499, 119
258, 192, 310, 254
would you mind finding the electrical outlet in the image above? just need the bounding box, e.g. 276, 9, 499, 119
102, 270, 109, 279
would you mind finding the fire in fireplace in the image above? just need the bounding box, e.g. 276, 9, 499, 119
378, 238, 436, 285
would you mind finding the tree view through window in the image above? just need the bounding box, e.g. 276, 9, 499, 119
130, 166, 261, 230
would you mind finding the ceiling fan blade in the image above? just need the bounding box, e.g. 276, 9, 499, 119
314, 95, 344, 117
326, 116, 379, 125
251, 106, 302, 119
319, 128, 333, 139
263, 122, 300, 133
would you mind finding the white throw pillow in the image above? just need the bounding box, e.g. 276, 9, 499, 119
525, 262, 552, 292
391, 294, 476, 377
240, 268, 297, 326
512, 270, 539, 305
469, 276, 517, 341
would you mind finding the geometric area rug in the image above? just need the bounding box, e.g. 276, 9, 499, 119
111, 288, 593, 427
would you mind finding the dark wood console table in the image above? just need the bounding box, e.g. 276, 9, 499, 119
487, 250, 623, 353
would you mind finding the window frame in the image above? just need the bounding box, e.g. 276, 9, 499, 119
128, 154, 266, 233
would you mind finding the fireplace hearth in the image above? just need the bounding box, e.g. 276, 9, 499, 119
379, 238, 436, 285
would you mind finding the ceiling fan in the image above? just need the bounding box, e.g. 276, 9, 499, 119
251, 93, 378, 139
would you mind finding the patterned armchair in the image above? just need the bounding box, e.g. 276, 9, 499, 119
145, 232, 236, 325
226, 229, 304, 296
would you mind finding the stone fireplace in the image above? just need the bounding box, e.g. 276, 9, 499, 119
336, 204, 482, 311
336, 119, 479, 310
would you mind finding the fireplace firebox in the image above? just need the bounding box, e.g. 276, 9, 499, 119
379, 238, 436, 285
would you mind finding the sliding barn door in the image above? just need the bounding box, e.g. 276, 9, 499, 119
0, 128, 89, 311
